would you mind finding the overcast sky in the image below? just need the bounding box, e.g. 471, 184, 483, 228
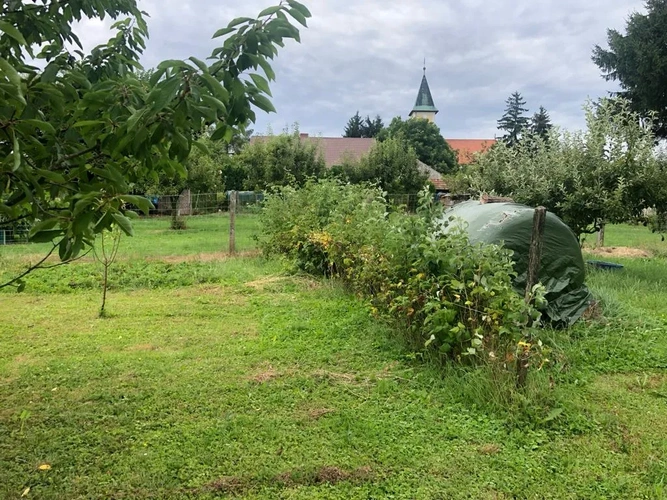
76, 0, 645, 139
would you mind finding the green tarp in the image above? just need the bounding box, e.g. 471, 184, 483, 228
443, 201, 593, 326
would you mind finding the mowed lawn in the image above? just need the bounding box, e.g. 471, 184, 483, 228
0, 223, 666, 499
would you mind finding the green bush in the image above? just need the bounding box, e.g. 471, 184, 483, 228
259, 180, 543, 365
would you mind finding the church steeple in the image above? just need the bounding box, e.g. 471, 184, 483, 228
409, 61, 438, 123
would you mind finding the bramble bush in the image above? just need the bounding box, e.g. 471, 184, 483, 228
259, 180, 545, 367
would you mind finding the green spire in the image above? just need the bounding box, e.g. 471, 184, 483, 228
411, 65, 438, 115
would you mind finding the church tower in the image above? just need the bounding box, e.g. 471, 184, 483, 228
409, 62, 438, 123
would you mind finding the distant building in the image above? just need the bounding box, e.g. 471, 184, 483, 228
250, 67, 496, 191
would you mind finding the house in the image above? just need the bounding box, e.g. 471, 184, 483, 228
252, 67, 496, 191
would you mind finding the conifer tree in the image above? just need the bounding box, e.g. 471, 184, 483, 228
497, 92, 530, 146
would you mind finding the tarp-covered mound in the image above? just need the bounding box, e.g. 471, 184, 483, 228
443, 201, 593, 326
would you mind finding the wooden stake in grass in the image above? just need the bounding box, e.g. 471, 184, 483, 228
229, 190, 237, 255
93, 226, 122, 317
518, 206, 547, 388
597, 222, 606, 248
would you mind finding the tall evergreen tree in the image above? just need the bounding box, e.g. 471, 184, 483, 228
361, 115, 385, 138
593, 0, 667, 138
497, 92, 530, 146
530, 106, 553, 140
343, 111, 363, 137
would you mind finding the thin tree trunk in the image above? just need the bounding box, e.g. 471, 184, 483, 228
100, 264, 108, 316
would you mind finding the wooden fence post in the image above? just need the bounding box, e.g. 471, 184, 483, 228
229, 190, 237, 255
518, 206, 547, 388
597, 222, 605, 248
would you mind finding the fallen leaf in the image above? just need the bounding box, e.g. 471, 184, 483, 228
37, 464, 51, 471
21, 486, 30, 497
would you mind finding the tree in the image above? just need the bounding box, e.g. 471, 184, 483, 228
497, 92, 530, 146
0, 0, 310, 289
384, 117, 458, 174
343, 111, 363, 137
469, 98, 662, 240
530, 106, 553, 141
236, 130, 326, 190
329, 138, 428, 193
361, 115, 384, 138
344, 112, 384, 138
593, 0, 667, 138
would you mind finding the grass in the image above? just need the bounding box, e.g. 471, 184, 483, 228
0, 223, 666, 498
0, 213, 261, 261
583, 222, 667, 256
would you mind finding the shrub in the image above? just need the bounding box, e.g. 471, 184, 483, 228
259, 180, 543, 365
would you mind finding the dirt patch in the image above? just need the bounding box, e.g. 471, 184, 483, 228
125, 344, 159, 352
587, 246, 651, 258
581, 300, 604, 322
247, 363, 282, 384
204, 476, 248, 495
478, 443, 502, 455
151, 250, 260, 264
307, 407, 336, 420
275, 465, 373, 487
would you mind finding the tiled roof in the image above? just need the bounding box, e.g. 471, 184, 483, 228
447, 139, 496, 164
250, 134, 495, 170
305, 136, 375, 167
249, 135, 375, 168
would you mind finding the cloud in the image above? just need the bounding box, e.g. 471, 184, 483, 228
71, 0, 645, 139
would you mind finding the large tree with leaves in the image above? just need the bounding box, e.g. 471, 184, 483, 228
0, 0, 310, 289
470, 98, 665, 240
593, 0, 667, 138
383, 117, 458, 174
497, 91, 530, 146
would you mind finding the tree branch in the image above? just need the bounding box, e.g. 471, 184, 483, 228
0, 240, 58, 290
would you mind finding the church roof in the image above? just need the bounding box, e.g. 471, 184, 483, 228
411, 73, 438, 114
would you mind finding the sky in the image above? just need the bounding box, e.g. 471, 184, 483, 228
74, 0, 645, 139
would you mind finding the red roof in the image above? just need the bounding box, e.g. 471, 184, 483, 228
304, 136, 375, 167
250, 134, 495, 167
446, 139, 496, 164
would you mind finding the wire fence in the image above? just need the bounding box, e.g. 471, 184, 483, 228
144, 191, 264, 216
0, 191, 466, 245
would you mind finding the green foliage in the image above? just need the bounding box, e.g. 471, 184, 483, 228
383, 117, 458, 174
329, 138, 428, 193
0, 0, 309, 280
530, 106, 553, 141
343, 111, 363, 137
593, 0, 667, 138
259, 180, 542, 365
470, 98, 666, 239
343, 112, 384, 138
497, 91, 530, 146
236, 130, 326, 190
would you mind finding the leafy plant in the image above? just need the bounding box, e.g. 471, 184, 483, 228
0, 0, 310, 287
259, 180, 545, 375
93, 225, 122, 316
469, 98, 666, 240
